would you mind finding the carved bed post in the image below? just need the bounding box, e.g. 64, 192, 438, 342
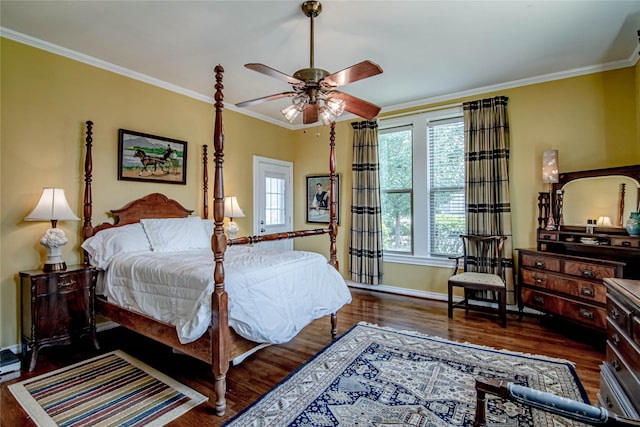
203, 145, 209, 219
328, 122, 339, 339
328, 121, 338, 271
82, 120, 94, 265
211, 65, 229, 416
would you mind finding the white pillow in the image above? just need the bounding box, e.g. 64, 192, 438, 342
81, 223, 151, 269
141, 217, 210, 252
202, 218, 214, 238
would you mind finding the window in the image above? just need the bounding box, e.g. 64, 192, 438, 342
379, 107, 465, 266
264, 175, 285, 225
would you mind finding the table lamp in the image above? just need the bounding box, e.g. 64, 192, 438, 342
25, 188, 80, 272
224, 196, 245, 239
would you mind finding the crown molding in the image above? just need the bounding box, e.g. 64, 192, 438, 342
3, 26, 637, 131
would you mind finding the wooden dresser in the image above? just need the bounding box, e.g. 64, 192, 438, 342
599, 278, 640, 418
519, 165, 640, 332
518, 248, 625, 331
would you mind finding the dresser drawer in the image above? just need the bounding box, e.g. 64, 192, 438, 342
520, 269, 606, 303
520, 253, 561, 272
521, 288, 606, 329
606, 343, 640, 408
607, 319, 640, 377
610, 236, 640, 248
599, 363, 640, 418
537, 230, 558, 242
607, 294, 633, 335
563, 260, 617, 280
633, 315, 640, 349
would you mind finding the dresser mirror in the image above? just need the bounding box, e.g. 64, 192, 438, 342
551, 165, 640, 229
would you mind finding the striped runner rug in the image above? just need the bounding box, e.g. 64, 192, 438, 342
9, 350, 207, 427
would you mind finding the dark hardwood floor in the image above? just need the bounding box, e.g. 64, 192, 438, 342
1, 287, 605, 426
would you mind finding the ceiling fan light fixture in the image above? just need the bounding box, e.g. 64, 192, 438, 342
282, 93, 310, 122
319, 105, 335, 125
325, 97, 345, 116
282, 104, 301, 123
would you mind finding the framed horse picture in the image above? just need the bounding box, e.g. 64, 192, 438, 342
117, 129, 187, 185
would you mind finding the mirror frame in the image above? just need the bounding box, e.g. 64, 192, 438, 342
551, 164, 640, 227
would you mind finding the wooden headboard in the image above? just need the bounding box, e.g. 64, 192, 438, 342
91, 193, 194, 235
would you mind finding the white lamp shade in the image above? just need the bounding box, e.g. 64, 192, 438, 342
542, 150, 559, 184
597, 216, 612, 227
224, 196, 245, 219
25, 188, 80, 222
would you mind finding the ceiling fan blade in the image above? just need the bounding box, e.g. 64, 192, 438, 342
245, 63, 304, 85
236, 92, 296, 108
329, 91, 381, 120
322, 60, 383, 88
303, 104, 319, 124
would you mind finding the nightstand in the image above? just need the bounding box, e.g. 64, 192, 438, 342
20, 265, 100, 371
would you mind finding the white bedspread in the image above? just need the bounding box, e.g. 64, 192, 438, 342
101, 246, 352, 344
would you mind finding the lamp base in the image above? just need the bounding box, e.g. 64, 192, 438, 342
43, 261, 67, 272
40, 228, 69, 273
226, 221, 239, 240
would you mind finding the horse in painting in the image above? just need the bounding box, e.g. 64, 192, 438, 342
134, 149, 171, 175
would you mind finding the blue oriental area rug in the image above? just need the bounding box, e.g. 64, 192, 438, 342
224, 322, 589, 426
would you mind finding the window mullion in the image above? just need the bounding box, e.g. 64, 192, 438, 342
412, 116, 429, 257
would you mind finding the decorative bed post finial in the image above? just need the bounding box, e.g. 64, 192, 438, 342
203, 145, 209, 219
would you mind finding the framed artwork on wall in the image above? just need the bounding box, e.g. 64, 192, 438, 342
117, 129, 187, 185
306, 174, 339, 224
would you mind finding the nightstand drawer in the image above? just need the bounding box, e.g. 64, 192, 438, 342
32, 270, 91, 295
520, 268, 606, 303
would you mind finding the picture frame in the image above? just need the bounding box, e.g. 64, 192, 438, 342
306, 174, 339, 224
117, 129, 187, 185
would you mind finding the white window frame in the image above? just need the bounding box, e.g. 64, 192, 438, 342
379, 106, 463, 268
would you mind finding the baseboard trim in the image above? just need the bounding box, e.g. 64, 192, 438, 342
345, 280, 542, 315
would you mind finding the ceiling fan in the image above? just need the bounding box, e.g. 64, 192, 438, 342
236, 1, 383, 125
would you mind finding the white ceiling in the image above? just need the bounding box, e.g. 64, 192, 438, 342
2, 1, 639, 129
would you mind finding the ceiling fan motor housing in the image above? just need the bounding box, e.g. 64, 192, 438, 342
301, 1, 322, 18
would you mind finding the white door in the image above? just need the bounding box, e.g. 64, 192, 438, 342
253, 156, 293, 250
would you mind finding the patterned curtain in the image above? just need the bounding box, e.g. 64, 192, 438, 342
462, 96, 515, 304
350, 121, 384, 284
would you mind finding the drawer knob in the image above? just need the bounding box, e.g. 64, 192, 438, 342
579, 308, 594, 320
580, 287, 594, 297
612, 334, 620, 346
605, 395, 613, 408
580, 269, 595, 279
534, 277, 544, 284
533, 295, 545, 306
610, 308, 620, 320
534, 261, 546, 268
58, 279, 76, 288
610, 359, 620, 371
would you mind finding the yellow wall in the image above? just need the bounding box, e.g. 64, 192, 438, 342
0, 39, 294, 347
2, 37, 638, 348
293, 69, 639, 296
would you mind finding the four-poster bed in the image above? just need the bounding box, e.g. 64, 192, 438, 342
80, 65, 347, 416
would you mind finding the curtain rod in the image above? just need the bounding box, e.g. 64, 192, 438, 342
379, 102, 462, 121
